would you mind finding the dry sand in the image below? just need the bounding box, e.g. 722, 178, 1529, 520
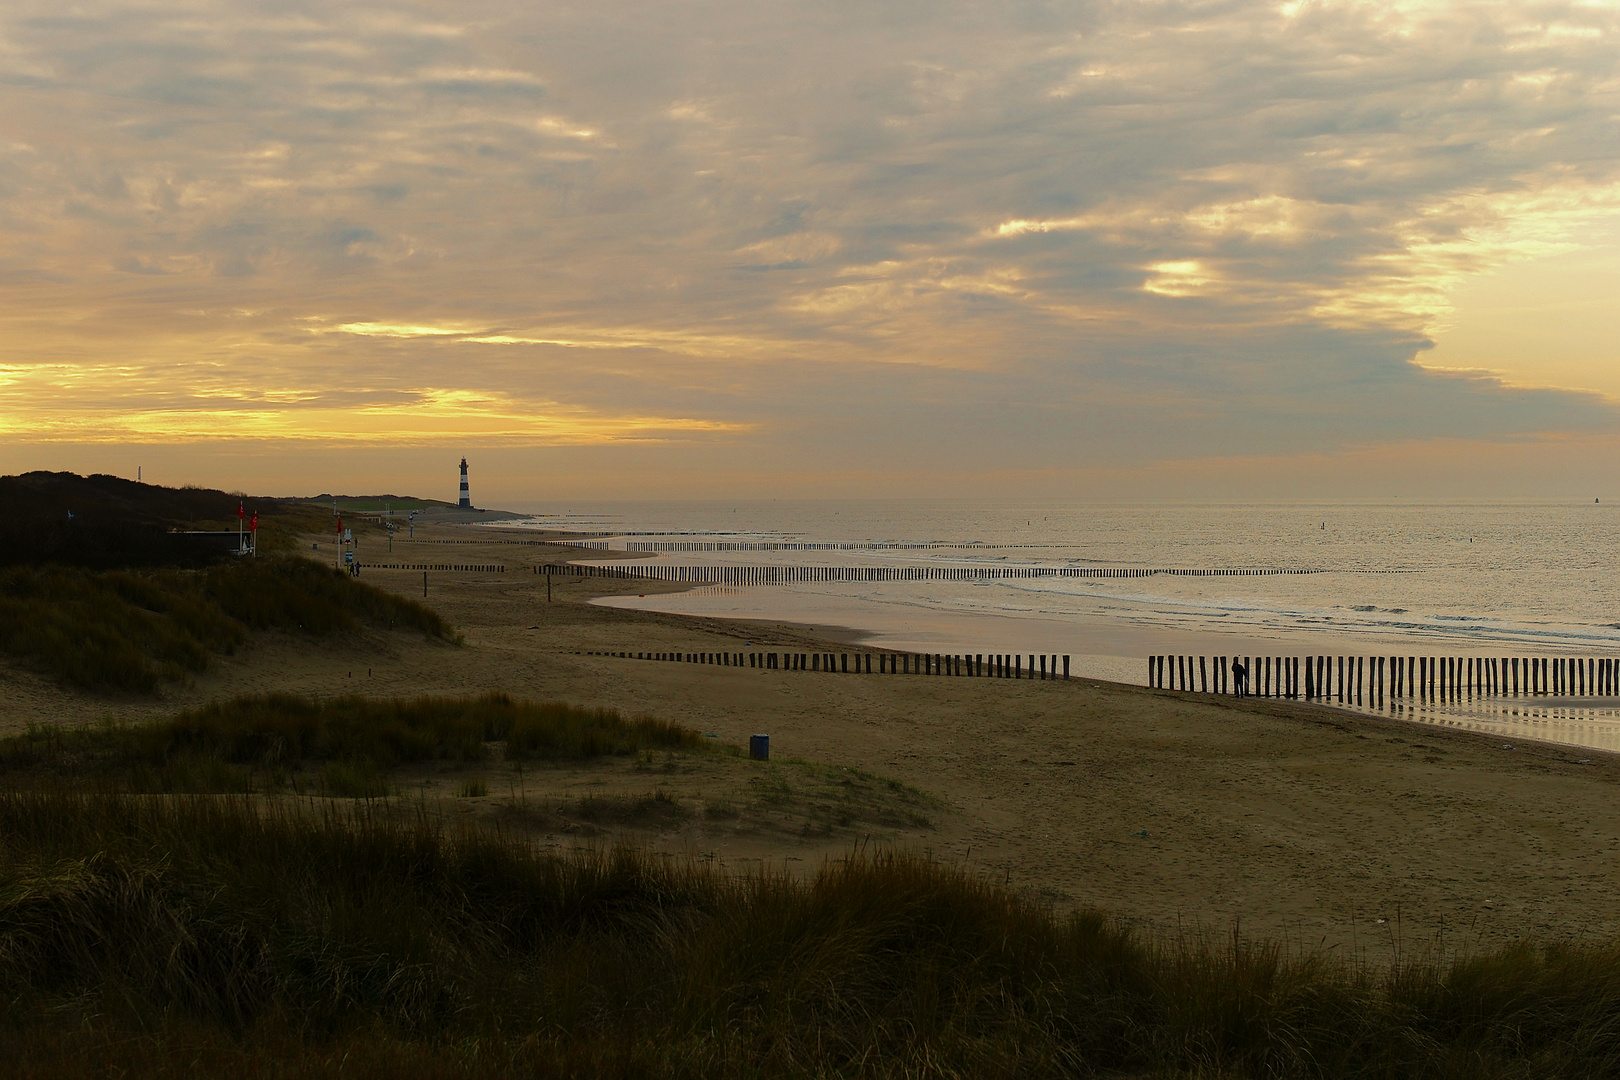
4, 521, 1618, 958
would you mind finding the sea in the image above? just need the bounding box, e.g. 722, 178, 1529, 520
497, 500, 1620, 752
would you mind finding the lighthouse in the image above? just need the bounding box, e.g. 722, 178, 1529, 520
458, 458, 471, 509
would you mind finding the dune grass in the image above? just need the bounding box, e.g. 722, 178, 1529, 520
0, 693, 703, 794
2, 793, 1618, 1079
0, 557, 452, 693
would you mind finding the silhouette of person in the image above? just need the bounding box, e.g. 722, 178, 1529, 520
1231, 658, 1248, 696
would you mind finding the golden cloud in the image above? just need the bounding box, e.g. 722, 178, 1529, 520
0, 378, 746, 444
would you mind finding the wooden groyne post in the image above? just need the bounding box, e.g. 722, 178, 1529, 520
1143, 653, 1619, 703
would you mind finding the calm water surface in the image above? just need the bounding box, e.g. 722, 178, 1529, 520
499, 500, 1620, 750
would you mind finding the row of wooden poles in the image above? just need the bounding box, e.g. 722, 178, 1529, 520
360, 563, 506, 572
566, 536, 1058, 549
583, 650, 1073, 679
1150, 654, 1620, 701
399, 539, 558, 546
534, 562, 1323, 585
623, 541, 1024, 552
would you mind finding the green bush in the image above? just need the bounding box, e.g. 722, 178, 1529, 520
3, 794, 1620, 1078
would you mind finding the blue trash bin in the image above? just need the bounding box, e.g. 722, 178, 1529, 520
749, 734, 770, 761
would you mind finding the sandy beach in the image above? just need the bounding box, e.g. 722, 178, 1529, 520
5, 520, 1618, 960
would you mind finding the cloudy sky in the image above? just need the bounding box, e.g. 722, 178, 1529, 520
2, 0, 1618, 502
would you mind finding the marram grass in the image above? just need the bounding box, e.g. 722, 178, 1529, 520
0, 692, 702, 794
0, 556, 452, 693
3, 794, 1619, 1078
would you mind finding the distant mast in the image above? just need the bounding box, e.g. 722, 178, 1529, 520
459, 457, 471, 509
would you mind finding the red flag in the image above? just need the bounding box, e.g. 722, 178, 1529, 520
336, 516, 343, 536
238, 501, 244, 520
249, 512, 258, 533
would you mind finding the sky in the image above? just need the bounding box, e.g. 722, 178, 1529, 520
2, 0, 1619, 505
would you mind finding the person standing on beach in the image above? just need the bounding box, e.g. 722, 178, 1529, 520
1232, 658, 1248, 696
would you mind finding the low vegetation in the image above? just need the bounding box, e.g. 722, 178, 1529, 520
0, 557, 452, 693
3, 793, 1618, 1078
0, 693, 702, 793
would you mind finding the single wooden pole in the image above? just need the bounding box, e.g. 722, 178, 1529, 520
1063, 655, 1070, 680
423, 570, 428, 598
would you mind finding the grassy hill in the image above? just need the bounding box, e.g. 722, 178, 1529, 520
0, 472, 332, 569
0, 473, 455, 693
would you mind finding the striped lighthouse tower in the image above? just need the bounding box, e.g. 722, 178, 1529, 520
458, 458, 471, 509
